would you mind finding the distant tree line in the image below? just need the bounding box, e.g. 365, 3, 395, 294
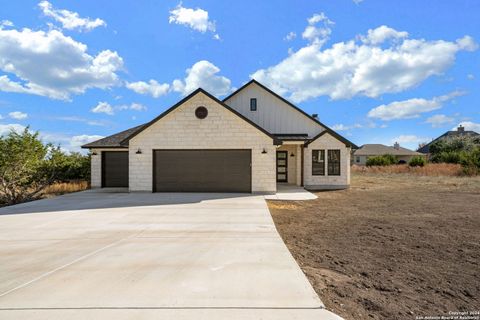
0, 128, 90, 205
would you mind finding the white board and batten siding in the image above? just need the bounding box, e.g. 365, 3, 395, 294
224, 82, 324, 137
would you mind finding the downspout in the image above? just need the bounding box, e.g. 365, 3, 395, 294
301, 145, 304, 187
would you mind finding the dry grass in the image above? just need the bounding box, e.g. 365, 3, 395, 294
42, 180, 89, 196
351, 163, 465, 176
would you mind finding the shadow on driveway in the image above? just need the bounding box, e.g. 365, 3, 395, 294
0, 190, 258, 216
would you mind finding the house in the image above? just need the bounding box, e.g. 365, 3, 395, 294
82, 80, 357, 193
353, 143, 424, 165
417, 125, 479, 155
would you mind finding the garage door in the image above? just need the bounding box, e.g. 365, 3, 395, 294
102, 151, 129, 187
153, 150, 251, 192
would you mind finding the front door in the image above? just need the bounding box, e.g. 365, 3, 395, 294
276, 151, 288, 182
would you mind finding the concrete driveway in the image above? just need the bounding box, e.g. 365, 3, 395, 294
0, 191, 341, 319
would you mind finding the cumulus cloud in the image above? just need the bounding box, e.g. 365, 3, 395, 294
284, 32, 296, 41
69, 134, 104, 150
0, 27, 123, 100
41, 132, 104, 153
169, 3, 218, 39
454, 121, 480, 133
251, 22, 477, 102
9, 111, 28, 120
367, 91, 465, 121
302, 13, 334, 46
0, 123, 26, 136
126, 80, 170, 98
172, 60, 231, 96
38, 1, 106, 32
91, 102, 146, 115
360, 25, 408, 45
91, 102, 114, 115
0, 20, 14, 28
425, 114, 454, 127
391, 135, 430, 149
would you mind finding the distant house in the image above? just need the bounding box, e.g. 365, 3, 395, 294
417, 125, 479, 155
353, 143, 424, 165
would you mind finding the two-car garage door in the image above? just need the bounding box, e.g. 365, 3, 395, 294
153, 150, 251, 192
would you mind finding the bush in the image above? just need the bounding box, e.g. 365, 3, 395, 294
429, 136, 480, 175
366, 154, 397, 166
409, 156, 426, 167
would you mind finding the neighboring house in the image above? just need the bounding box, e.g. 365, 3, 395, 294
82, 80, 357, 193
417, 125, 480, 156
353, 143, 424, 165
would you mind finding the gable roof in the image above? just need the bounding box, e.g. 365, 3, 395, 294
81, 124, 145, 149
354, 144, 423, 156
120, 88, 278, 145
223, 79, 357, 148
417, 128, 479, 153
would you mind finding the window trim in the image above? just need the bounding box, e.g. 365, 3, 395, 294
250, 98, 257, 111
327, 149, 341, 176
311, 149, 325, 176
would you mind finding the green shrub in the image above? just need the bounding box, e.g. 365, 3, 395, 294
429, 136, 480, 175
409, 156, 426, 167
366, 154, 397, 166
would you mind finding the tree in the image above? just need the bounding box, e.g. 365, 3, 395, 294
0, 128, 61, 205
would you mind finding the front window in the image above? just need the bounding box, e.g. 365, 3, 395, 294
356, 156, 360, 163
312, 150, 325, 175
250, 98, 257, 111
328, 150, 341, 175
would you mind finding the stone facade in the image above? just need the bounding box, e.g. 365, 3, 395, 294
304, 133, 351, 189
128, 92, 277, 193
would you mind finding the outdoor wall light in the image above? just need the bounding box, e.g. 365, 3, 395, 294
261, 148, 267, 154
136, 148, 142, 154
290, 152, 295, 157
92, 151, 98, 155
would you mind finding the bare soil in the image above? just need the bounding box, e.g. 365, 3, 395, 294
268, 173, 480, 320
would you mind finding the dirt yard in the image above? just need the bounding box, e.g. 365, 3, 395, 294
268, 173, 480, 320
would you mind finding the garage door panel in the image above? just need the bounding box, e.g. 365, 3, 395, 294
154, 150, 251, 192
102, 151, 129, 188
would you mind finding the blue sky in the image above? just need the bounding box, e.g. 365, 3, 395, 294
0, 0, 479, 151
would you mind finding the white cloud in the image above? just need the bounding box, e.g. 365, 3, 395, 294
172, 60, 231, 96
126, 80, 170, 98
353, 0, 364, 4
0, 123, 26, 136
0, 20, 14, 28
91, 102, 114, 115
0, 27, 123, 100
391, 135, 430, 150
425, 114, 454, 127
331, 123, 363, 131
454, 121, 480, 133
117, 102, 147, 111
367, 91, 465, 121
53, 116, 105, 126
467, 74, 475, 80
38, 1, 106, 32
302, 13, 334, 46
360, 25, 408, 45
251, 22, 477, 102
8, 111, 28, 120
0, 114, 2, 119
169, 3, 217, 36
69, 134, 104, 149
91, 102, 146, 115
284, 32, 297, 41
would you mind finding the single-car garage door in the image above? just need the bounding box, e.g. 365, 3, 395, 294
102, 151, 129, 187
153, 150, 251, 192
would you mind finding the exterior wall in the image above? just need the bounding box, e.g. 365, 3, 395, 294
353, 155, 368, 166
224, 82, 324, 137
90, 148, 128, 188
304, 133, 351, 189
276, 144, 298, 185
129, 92, 276, 193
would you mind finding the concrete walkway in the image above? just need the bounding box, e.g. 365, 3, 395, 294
265, 184, 318, 201
0, 191, 340, 319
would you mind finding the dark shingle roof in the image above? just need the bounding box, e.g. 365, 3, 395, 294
81, 124, 146, 148
417, 129, 479, 153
